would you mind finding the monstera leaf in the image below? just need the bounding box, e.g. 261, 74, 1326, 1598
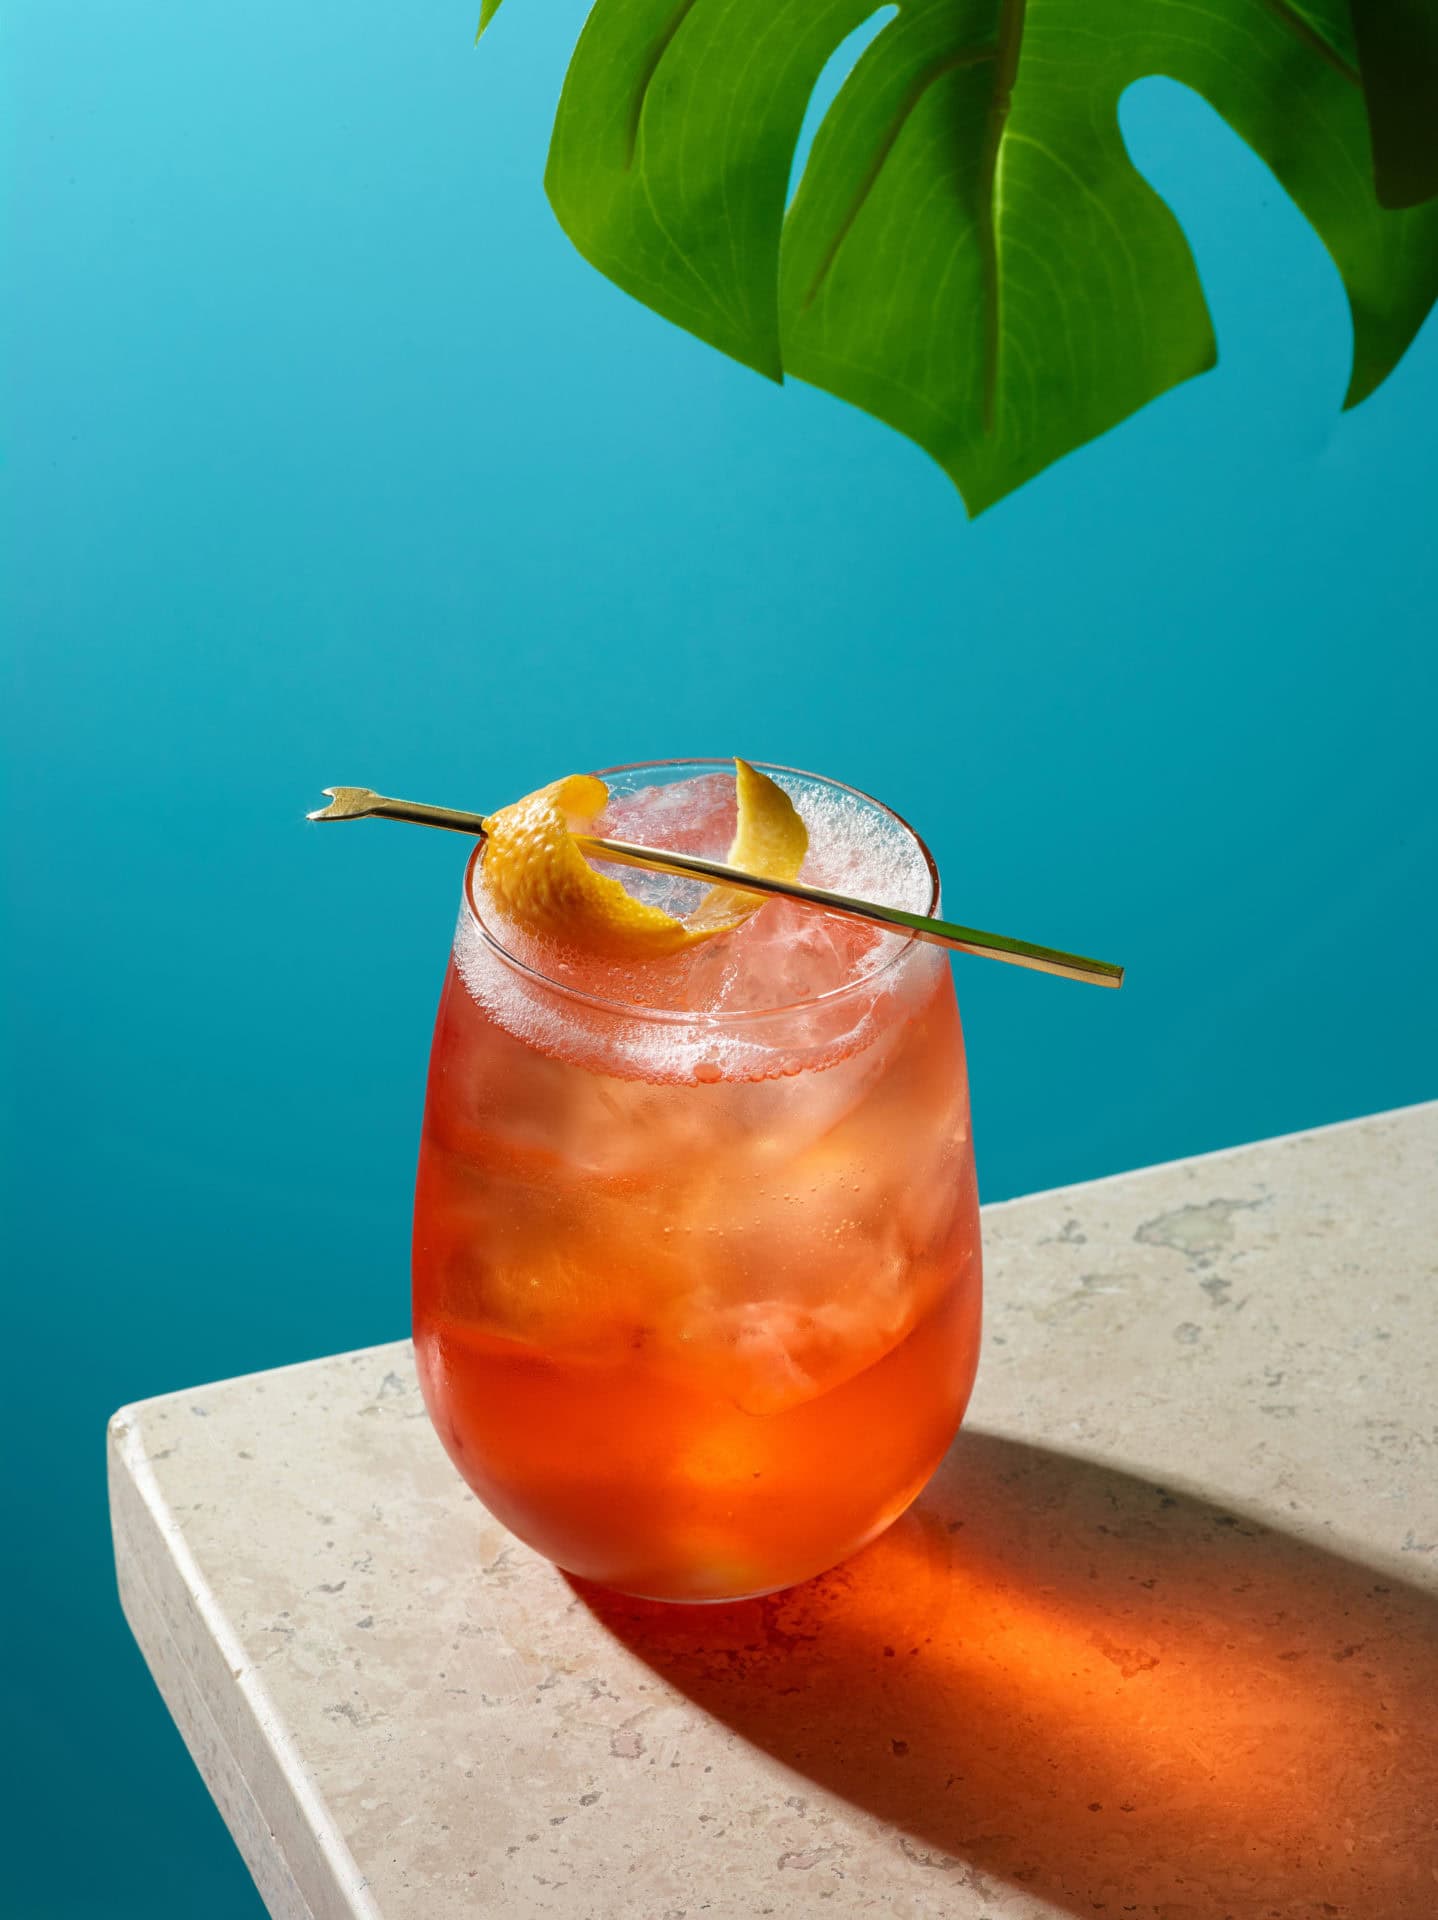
479, 0, 1438, 512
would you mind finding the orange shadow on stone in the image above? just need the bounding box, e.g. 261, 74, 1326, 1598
574, 1430, 1437, 1917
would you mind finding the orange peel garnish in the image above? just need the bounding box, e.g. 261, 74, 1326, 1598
481, 760, 808, 960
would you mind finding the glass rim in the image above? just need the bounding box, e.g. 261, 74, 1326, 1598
460, 758, 941, 1028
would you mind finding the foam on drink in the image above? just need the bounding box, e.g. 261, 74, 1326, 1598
453, 768, 940, 1083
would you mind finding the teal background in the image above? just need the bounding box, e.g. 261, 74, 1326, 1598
4, 0, 1435, 1911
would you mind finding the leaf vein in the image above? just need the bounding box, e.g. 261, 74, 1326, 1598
797, 39, 999, 312
1256, 0, 1361, 86
980, 0, 1029, 434
628, 0, 707, 168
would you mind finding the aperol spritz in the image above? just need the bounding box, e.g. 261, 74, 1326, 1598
412, 761, 981, 1601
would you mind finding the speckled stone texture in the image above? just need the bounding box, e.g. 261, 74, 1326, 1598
109, 1104, 1438, 1919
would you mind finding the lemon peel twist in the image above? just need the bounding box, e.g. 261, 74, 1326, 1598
481, 760, 808, 961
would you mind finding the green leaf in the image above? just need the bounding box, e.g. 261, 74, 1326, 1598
487, 0, 1438, 512
1349, 0, 1438, 209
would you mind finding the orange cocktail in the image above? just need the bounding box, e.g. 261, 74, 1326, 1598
412, 761, 981, 1601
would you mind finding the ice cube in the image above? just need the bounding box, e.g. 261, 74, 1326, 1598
700, 1281, 917, 1418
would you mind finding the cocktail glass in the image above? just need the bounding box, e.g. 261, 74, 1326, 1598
412, 760, 981, 1601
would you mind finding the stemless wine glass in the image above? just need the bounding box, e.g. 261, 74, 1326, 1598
412, 761, 982, 1602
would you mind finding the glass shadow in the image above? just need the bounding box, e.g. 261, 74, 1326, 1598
576, 1427, 1437, 1917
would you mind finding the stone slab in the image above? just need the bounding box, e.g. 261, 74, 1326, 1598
109, 1103, 1438, 1918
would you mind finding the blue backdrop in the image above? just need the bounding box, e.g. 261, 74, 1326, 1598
6, 1, 1436, 1912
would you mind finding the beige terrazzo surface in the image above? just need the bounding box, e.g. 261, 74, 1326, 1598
110, 1103, 1438, 1919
